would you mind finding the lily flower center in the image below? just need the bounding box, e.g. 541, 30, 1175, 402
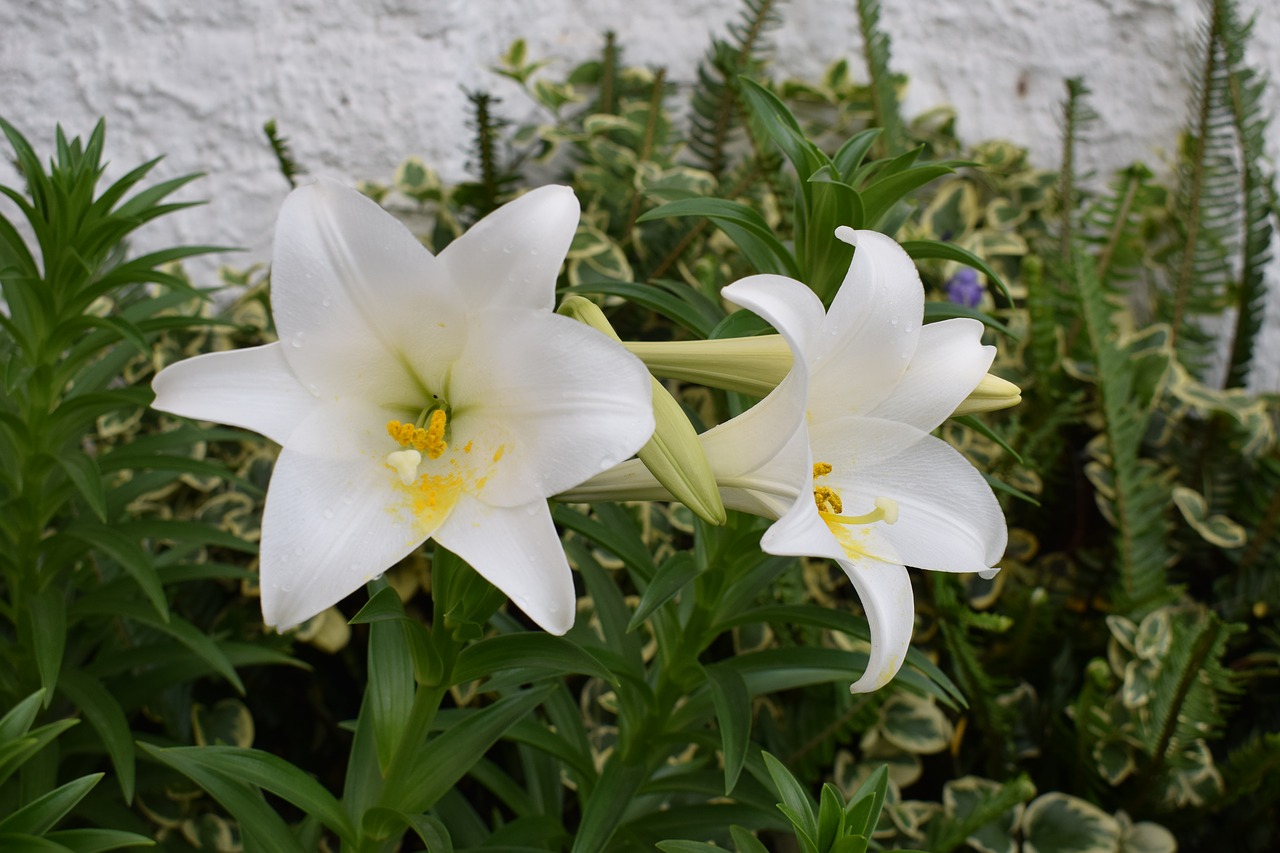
812, 461, 899, 527
384, 408, 451, 486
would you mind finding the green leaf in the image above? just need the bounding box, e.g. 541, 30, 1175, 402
369, 615, 415, 774
0, 833, 77, 852
26, 587, 66, 701
878, 693, 953, 754
57, 671, 135, 802
902, 239, 1013, 305
386, 684, 554, 815
861, 164, 961, 228
638, 198, 800, 278
1020, 793, 1119, 853
627, 552, 700, 631
54, 451, 106, 521
571, 757, 647, 853
70, 595, 243, 692
817, 783, 846, 852
655, 843, 722, 853
363, 809, 453, 850
137, 742, 306, 853
0, 691, 46, 741
707, 665, 751, 795
763, 752, 818, 844
738, 78, 826, 184
922, 300, 1015, 338
348, 585, 408, 624
562, 283, 717, 337
62, 525, 167, 620
42, 829, 155, 852
834, 129, 884, 182
0, 721, 78, 788
729, 825, 772, 853
144, 746, 355, 844
0, 773, 102, 835
844, 765, 889, 840
453, 634, 615, 686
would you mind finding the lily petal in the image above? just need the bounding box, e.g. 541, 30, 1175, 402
837, 557, 916, 694
450, 310, 655, 506
808, 229, 924, 423
151, 343, 319, 446
862, 318, 995, 433
434, 494, 576, 634
440, 185, 579, 315
271, 178, 466, 402
700, 275, 822, 485
811, 416, 1007, 571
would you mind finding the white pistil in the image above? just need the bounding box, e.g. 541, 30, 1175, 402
387, 449, 423, 486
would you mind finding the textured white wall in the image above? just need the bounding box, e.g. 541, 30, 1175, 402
3, 0, 1279, 387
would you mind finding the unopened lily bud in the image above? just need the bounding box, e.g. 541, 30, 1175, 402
952, 373, 1022, 417
624, 335, 792, 397
558, 296, 726, 525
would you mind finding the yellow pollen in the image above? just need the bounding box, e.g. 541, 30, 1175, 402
820, 496, 900, 527
813, 485, 843, 514
385, 409, 449, 460
419, 409, 448, 459
813, 462, 833, 478
493, 444, 505, 462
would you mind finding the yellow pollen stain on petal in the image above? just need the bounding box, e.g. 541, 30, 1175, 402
464, 440, 473, 454
493, 444, 505, 463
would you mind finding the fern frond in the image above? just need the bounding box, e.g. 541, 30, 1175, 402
855, 0, 905, 157
456, 90, 516, 218
1073, 248, 1176, 614
263, 119, 305, 188
1220, 0, 1277, 388
1219, 730, 1280, 808
1056, 78, 1097, 271
687, 0, 784, 176
1164, 0, 1242, 375
1131, 608, 1241, 807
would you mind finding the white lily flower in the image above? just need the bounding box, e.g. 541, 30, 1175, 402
574, 227, 1006, 691
152, 179, 654, 634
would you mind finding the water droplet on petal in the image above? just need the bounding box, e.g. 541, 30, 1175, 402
307, 383, 320, 395
291, 331, 306, 348
502, 244, 513, 254
322, 295, 333, 307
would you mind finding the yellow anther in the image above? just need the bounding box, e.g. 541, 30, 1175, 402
814, 485, 843, 514
813, 462, 833, 478
386, 420, 418, 447
820, 496, 900, 527
417, 409, 448, 459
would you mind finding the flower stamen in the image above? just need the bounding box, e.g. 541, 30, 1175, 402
386, 408, 449, 460
812, 460, 898, 526
821, 496, 900, 527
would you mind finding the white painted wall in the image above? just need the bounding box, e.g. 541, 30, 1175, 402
3, 0, 1279, 388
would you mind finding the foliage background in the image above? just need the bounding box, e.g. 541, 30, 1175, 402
2, 0, 1279, 391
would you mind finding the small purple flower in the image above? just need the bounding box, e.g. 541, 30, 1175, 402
946, 267, 984, 308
